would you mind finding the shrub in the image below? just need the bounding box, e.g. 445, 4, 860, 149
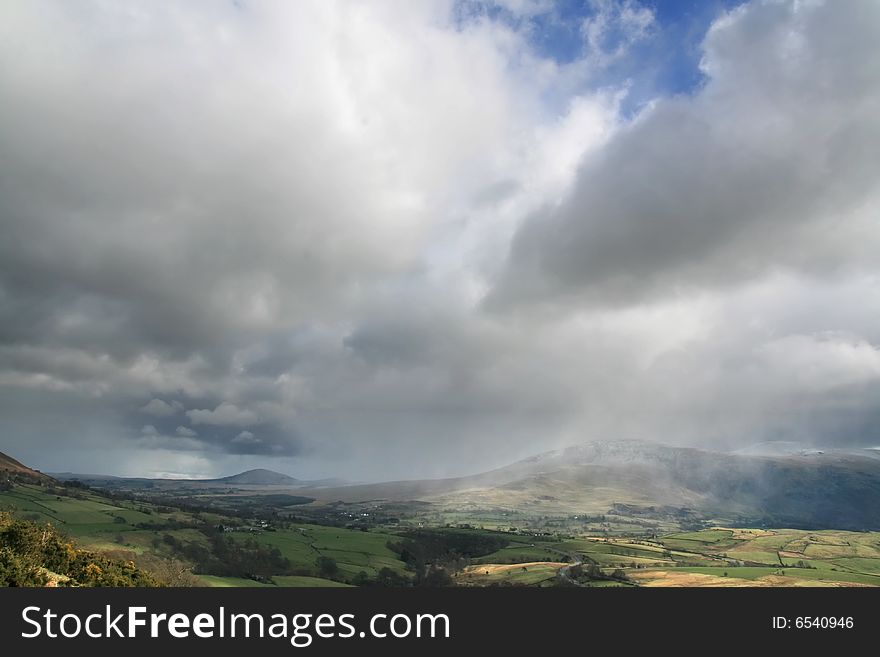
0, 512, 160, 587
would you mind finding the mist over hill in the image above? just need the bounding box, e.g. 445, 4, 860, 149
300, 440, 880, 531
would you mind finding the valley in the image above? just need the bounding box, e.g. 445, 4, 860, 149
4, 440, 880, 588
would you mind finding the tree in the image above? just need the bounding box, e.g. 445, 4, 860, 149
352, 571, 371, 587
375, 567, 409, 587
317, 556, 339, 578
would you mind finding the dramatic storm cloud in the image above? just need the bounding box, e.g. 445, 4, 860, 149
1, 0, 878, 480
491, 0, 880, 308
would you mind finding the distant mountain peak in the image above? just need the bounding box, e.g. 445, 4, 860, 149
215, 468, 299, 485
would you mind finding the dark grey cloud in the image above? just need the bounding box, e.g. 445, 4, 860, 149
140, 399, 182, 417
0, 0, 574, 476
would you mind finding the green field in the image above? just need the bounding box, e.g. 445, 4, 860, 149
473, 545, 560, 564
459, 528, 880, 587
196, 574, 351, 587
273, 576, 353, 588
668, 566, 880, 586
664, 530, 735, 543
231, 524, 409, 578
0, 482, 410, 586
197, 575, 275, 587
630, 527, 880, 586
0, 483, 180, 537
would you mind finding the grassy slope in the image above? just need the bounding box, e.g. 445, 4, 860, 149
229, 524, 410, 578
0, 482, 409, 585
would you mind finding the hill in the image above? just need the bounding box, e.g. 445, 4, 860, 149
0, 451, 51, 483
212, 468, 301, 486
302, 440, 880, 531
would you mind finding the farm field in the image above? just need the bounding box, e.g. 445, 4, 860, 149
0, 482, 196, 540
196, 575, 274, 588
628, 528, 880, 587
456, 562, 567, 586
467, 528, 880, 587
228, 524, 411, 579
197, 575, 351, 588
473, 545, 562, 564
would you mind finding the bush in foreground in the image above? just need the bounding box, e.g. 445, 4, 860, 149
0, 512, 160, 587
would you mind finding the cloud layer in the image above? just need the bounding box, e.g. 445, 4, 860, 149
1, 0, 879, 479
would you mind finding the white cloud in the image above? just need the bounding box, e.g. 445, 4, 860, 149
233, 430, 259, 444
186, 402, 257, 427
175, 425, 198, 438
756, 334, 880, 393
581, 0, 656, 66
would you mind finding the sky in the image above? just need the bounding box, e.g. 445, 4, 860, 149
1, 0, 879, 481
